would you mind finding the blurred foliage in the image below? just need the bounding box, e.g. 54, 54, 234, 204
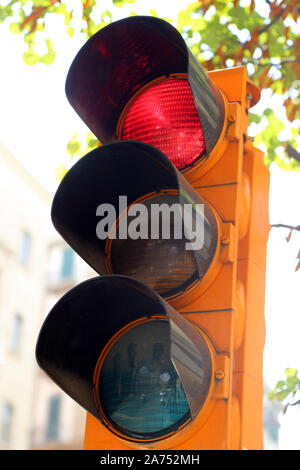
0, 0, 135, 65
55, 130, 101, 180
177, 0, 300, 171
1, 0, 299, 171
269, 368, 300, 413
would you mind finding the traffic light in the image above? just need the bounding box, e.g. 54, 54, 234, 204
36, 16, 270, 450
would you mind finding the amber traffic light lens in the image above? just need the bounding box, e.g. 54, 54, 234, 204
120, 78, 206, 171
98, 319, 190, 439
110, 237, 197, 296
106, 193, 202, 297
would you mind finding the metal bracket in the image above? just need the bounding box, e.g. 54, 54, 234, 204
226, 102, 242, 141
220, 222, 236, 263
214, 354, 230, 399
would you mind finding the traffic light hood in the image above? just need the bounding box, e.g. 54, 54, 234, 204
36, 275, 213, 443
65, 16, 225, 161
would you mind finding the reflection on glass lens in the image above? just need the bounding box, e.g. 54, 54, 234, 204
98, 320, 190, 438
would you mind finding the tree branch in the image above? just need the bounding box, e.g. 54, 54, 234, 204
271, 224, 300, 231
258, 10, 283, 36
242, 59, 299, 68
283, 143, 300, 163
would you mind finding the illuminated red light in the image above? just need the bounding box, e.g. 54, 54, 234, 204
121, 79, 206, 170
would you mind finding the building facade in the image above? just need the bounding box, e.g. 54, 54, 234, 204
0, 143, 93, 450
31, 241, 94, 450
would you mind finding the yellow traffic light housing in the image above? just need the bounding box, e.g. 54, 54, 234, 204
36, 16, 270, 450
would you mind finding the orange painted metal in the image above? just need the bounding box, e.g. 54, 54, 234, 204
83, 66, 270, 450
234, 143, 270, 450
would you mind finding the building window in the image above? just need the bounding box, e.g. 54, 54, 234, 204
61, 247, 74, 279
19, 231, 31, 265
10, 314, 22, 353
46, 395, 61, 441
1, 403, 13, 443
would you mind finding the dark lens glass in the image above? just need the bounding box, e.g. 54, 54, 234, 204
108, 193, 216, 298
108, 194, 198, 297
98, 320, 190, 439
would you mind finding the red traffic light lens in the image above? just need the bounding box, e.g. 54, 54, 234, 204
120, 78, 206, 171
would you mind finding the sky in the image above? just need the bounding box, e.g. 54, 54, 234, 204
0, 0, 299, 449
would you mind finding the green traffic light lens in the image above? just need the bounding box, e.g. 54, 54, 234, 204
97, 319, 191, 440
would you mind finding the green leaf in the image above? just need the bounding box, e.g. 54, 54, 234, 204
55, 164, 68, 182
263, 108, 273, 117
269, 367, 300, 406
268, 390, 276, 401
0, 6, 14, 23
54, 3, 67, 15
228, 6, 249, 25
40, 52, 55, 65
86, 131, 99, 150
67, 132, 82, 157
9, 22, 22, 34
271, 79, 284, 94
149, 9, 158, 17
23, 47, 39, 65
67, 26, 74, 38
285, 368, 298, 379
112, 0, 136, 7
67, 141, 81, 156
274, 380, 286, 390
277, 390, 291, 401
39, 38, 56, 65
215, 1, 228, 12
249, 112, 262, 124
268, 41, 284, 58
